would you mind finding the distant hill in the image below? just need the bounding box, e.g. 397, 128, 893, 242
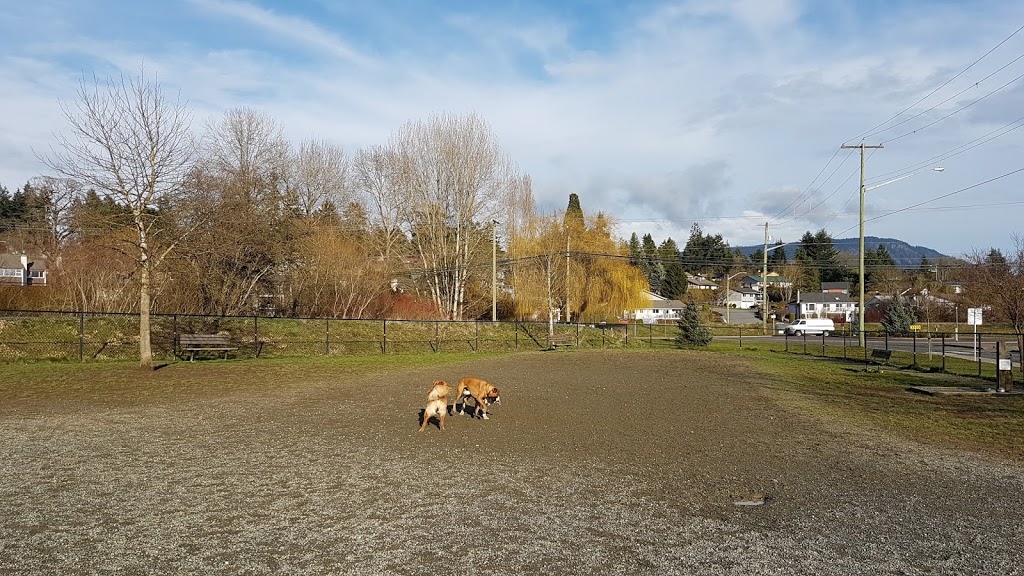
736, 236, 950, 267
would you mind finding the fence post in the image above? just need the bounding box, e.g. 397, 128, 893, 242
802, 331, 807, 354
863, 332, 868, 366
475, 320, 479, 353
941, 334, 946, 372
785, 332, 789, 353
649, 323, 653, 347
515, 320, 519, 351
912, 331, 917, 366
382, 319, 387, 355
978, 332, 983, 377
326, 319, 330, 356
843, 329, 847, 359
576, 322, 580, 347
739, 326, 742, 349
253, 315, 259, 358
885, 330, 889, 351
79, 311, 85, 362
821, 332, 826, 357
601, 324, 606, 349
435, 320, 439, 353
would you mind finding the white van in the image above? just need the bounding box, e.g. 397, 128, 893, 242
783, 318, 835, 336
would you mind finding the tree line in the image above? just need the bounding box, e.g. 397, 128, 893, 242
0, 69, 647, 369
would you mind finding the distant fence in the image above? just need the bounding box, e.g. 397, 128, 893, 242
780, 329, 1023, 385
0, 309, 696, 362
2, 309, 1019, 386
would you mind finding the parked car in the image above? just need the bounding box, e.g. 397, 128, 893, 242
782, 318, 835, 336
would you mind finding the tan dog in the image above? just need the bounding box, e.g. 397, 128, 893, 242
419, 380, 452, 432
455, 377, 501, 420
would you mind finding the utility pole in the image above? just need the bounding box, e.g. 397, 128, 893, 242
762, 222, 769, 335
565, 234, 571, 324
841, 143, 883, 348
492, 220, 499, 322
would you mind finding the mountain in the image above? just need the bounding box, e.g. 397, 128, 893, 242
736, 236, 950, 267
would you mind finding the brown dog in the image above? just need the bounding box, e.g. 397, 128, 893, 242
455, 377, 501, 420
419, 380, 452, 432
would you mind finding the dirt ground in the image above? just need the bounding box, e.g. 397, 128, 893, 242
1, 350, 1022, 575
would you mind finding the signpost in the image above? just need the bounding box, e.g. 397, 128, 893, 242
967, 308, 983, 361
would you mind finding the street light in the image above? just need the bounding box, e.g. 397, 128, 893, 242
723, 271, 746, 324
857, 166, 944, 347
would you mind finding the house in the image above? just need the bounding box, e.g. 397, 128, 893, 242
724, 288, 760, 309
741, 273, 793, 291
686, 274, 719, 291
788, 291, 857, 321
821, 282, 851, 294
629, 290, 685, 323
0, 254, 47, 286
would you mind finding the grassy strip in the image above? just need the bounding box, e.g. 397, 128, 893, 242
715, 343, 1024, 462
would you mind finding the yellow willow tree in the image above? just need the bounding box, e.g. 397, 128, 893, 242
573, 212, 649, 323
509, 215, 571, 333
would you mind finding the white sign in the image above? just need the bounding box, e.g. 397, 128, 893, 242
967, 308, 983, 326
999, 359, 1012, 371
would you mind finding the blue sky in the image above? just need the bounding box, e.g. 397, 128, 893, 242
2, 0, 1023, 258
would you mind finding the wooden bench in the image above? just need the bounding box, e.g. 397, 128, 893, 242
867, 348, 892, 371
177, 334, 238, 361
547, 335, 575, 350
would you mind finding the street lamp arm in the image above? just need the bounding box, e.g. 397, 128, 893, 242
865, 167, 944, 191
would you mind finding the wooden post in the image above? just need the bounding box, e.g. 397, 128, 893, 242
383, 319, 387, 355
79, 311, 85, 362
326, 319, 330, 356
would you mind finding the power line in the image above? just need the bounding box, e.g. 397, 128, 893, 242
879, 69, 1024, 144
845, 23, 1024, 144
834, 166, 1024, 237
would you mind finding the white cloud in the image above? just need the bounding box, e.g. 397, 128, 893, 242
2, 0, 1023, 256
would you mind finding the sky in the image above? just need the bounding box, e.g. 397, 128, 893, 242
2, 0, 1023, 259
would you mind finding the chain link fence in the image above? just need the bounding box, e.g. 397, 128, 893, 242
0, 309, 693, 362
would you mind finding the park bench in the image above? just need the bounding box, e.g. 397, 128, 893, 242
176, 334, 238, 361
867, 348, 892, 371
547, 335, 576, 350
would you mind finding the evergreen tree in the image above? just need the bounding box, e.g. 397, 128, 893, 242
563, 193, 585, 232
881, 297, 917, 335
628, 232, 642, 267
641, 233, 663, 293
675, 298, 712, 348
659, 237, 687, 299
768, 240, 788, 271
680, 223, 732, 276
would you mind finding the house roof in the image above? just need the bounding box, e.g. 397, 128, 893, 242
637, 299, 685, 310
794, 292, 855, 304
0, 254, 47, 270
746, 275, 792, 284
727, 288, 760, 296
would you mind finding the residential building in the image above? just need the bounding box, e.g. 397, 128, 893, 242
821, 282, 851, 294
724, 288, 759, 309
686, 274, 719, 291
629, 290, 685, 323
788, 291, 857, 322
0, 254, 47, 286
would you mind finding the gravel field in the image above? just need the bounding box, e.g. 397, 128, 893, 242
1, 350, 1022, 575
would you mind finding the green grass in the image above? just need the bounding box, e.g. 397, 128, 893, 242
712, 344, 1024, 462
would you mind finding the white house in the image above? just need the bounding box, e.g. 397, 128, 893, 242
0, 254, 47, 286
724, 288, 759, 309
686, 275, 719, 291
788, 292, 857, 322
629, 290, 685, 323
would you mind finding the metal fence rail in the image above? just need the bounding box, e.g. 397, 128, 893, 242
2, 309, 1019, 386
0, 309, 686, 362
780, 329, 1023, 385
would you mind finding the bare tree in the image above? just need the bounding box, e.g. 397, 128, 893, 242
288, 138, 350, 219
203, 107, 289, 203
963, 238, 1024, 349
352, 145, 407, 265
42, 69, 194, 369
393, 113, 518, 320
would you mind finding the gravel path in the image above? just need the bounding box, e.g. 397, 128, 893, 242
1, 350, 1021, 575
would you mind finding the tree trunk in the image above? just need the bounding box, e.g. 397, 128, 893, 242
139, 258, 153, 370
